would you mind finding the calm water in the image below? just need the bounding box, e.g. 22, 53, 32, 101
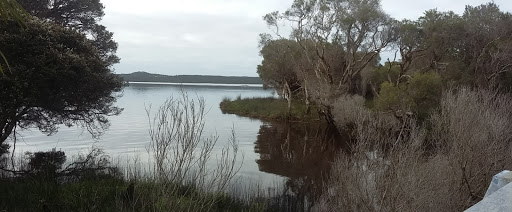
8, 83, 341, 203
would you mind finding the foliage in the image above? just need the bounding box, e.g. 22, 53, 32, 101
265, 0, 393, 96
260, 1, 512, 125
407, 72, 443, 118
257, 39, 302, 97
26, 149, 66, 178
0, 0, 28, 76
371, 62, 401, 89
262, 0, 393, 123
374, 81, 406, 113
390, 3, 512, 90
17, 0, 119, 65
0, 18, 124, 144
375, 72, 442, 119
0, 0, 27, 25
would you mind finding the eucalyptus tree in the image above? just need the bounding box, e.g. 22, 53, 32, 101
458, 3, 512, 88
264, 0, 395, 122
258, 39, 303, 116
397, 3, 512, 89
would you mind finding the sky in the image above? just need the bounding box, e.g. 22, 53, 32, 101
100, 0, 512, 77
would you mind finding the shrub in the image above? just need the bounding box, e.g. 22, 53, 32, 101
146, 91, 244, 211
375, 72, 442, 120
316, 87, 512, 211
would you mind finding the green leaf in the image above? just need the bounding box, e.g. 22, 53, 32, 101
0, 0, 28, 27
0, 50, 10, 76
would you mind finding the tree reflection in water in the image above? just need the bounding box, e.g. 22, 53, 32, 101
255, 121, 345, 211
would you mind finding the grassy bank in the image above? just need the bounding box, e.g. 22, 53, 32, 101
219, 97, 320, 122
0, 176, 265, 212
0, 150, 266, 212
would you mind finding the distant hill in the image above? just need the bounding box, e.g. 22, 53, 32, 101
118, 72, 263, 84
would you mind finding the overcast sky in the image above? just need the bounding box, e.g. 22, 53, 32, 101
100, 0, 512, 77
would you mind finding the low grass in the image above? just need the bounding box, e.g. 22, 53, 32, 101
219, 97, 320, 122
0, 158, 268, 212
0, 175, 266, 212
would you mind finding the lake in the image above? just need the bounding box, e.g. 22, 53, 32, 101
8, 82, 341, 206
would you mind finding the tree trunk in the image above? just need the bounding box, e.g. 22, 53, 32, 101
285, 81, 292, 120
304, 79, 311, 114
0, 119, 16, 144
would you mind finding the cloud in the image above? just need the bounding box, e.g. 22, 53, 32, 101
382, 0, 512, 20
102, 10, 269, 76
100, 0, 512, 76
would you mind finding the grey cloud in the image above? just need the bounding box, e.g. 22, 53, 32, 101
102, 0, 512, 76
103, 11, 269, 76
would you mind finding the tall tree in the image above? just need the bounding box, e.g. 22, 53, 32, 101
264, 0, 394, 123
266, 0, 394, 93
398, 3, 512, 89
0, 19, 123, 144
459, 3, 512, 88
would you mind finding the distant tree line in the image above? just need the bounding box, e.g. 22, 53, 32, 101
258, 0, 512, 122
119, 71, 263, 84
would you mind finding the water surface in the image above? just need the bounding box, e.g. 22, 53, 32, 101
9, 83, 342, 205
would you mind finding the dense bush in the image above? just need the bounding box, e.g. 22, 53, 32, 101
375, 72, 442, 120
315, 87, 512, 211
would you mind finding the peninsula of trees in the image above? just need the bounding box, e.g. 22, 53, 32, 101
118, 71, 263, 84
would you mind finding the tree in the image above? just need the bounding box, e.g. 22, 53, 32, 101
17, 0, 119, 66
17, 0, 103, 31
375, 72, 442, 120
266, 0, 394, 93
458, 3, 512, 88
258, 39, 303, 116
264, 0, 394, 123
0, 19, 124, 144
0, 0, 26, 25
0, 0, 28, 75
392, 3, 512, 90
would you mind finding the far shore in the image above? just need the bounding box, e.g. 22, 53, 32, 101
127, 81, 264, 88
